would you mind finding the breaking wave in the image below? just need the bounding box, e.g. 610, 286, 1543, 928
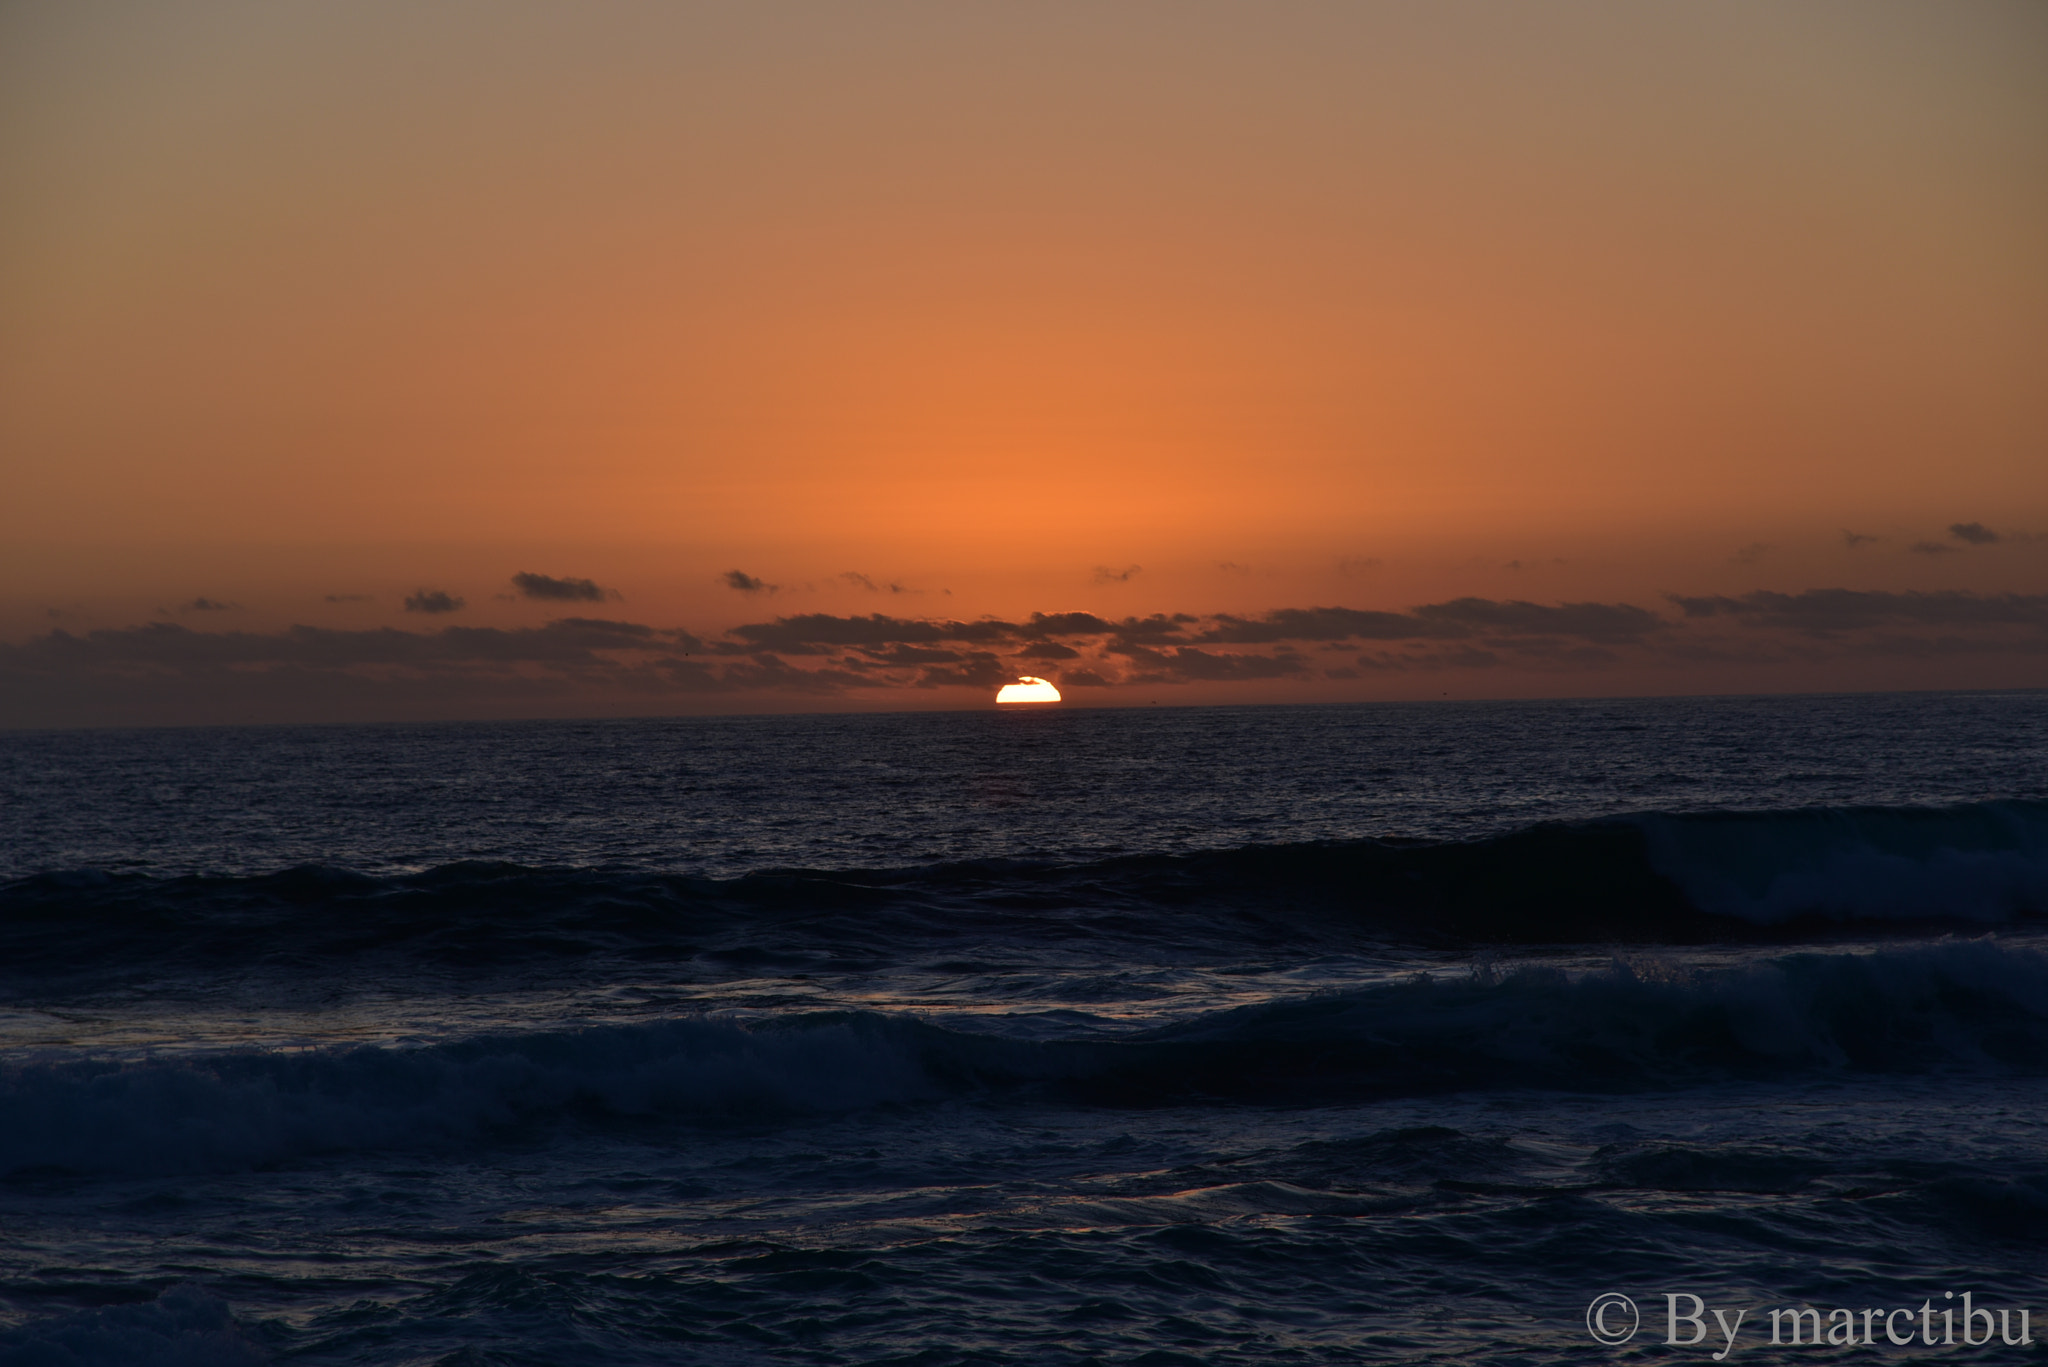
6, 940, 2044, 1176
2, 801, 2043, 975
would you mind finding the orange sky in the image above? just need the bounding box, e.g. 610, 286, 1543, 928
3, 2, 2045, 723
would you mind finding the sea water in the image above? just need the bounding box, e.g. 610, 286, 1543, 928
1, 692, 2045, 1364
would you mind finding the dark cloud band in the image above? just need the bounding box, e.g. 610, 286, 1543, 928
6, 589, 2042, 724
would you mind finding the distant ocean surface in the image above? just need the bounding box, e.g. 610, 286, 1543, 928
3, 692, 2047, 1365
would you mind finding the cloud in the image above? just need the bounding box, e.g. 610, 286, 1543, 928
1410, 598, 1665, 643
11, 587, 2046, 726
181, 598, 235, 612
1128, 647, 1311, 683
1949, 522, 2001, 546
1024, 611, 1118, 636
1731, 542, 1772, 564
857, 644, 964, 666
1106, 613, 1199, 644
1195, 599, 1665, 646
722, 570, 777, 593
1668, 589, 2048, 633
512, 571, 617, 602
1908, 540, 1960, 556
324, 594, 372, 603
404, 589, 466, 614
835, 571, 914, 594
1336, 557, 1383, 575
728, 612, 1022, 654
1092, 564, 1142, 584
1841, 531, 1879, 549
913, 653, 1015, 690
1201, 606, 1444, 644
0, 617, 711, 677
1217, 561, 1252, 575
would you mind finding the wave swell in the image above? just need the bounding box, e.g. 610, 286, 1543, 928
2, 802, 2042, 976
6, 940, 2044, 1176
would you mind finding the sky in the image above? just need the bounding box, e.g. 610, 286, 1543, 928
3, 1, 2045, 726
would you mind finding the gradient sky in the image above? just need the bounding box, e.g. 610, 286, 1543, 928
4, 1, 2045, 724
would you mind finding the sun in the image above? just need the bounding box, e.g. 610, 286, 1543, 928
995, 676, 1062, 705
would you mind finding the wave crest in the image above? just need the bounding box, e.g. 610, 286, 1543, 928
7, 941, 2045, 1176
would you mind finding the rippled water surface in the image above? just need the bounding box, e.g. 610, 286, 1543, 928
2, 692, 2046, 1364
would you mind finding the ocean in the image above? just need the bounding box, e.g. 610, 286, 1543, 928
2, 691, 2045, 1364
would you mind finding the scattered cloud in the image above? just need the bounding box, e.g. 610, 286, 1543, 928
1667, 589, 2048, 633
1841, 531, 1879, 549
1026, 611, 1118, 637
722, 570, 777, 594
181, 597, 236, 612
857, 644, 964, 666
728, 612, 1018, 654
1126, 647, 1310, 683
910, 653, 1014, 690
839, 571, 914, 594
1201, 606, 1444, 644
1408, 598, 1665, 644
1336, 557, 1383, 575
1092, 564, 1142, 585
404, 589, 466, 614
1949, 522, 2000, 546
324, 593, 372, 603
1731, 542, 1772, 564
10, 587, 2046, 724
512, 571, 617, 602
1908, 541, 1960, 556
1217, 561, 1252, 576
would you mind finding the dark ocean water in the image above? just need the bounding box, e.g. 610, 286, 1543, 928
2, 692, 2047, 1365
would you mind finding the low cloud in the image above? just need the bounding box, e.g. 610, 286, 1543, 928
404, 589, 466, 614
9, 587, 2046, 726
729, 612, 1020, 654
1949, 522, 2000, 546
1026, 611, 1118, 637
324, 594, 372, 603
1841, 531, 1879, 549
723, 570, 777, 594
1092, 564, 1142, 585
1668, 589, 2048, 633
1125, 647, 1311, 683
1409, 598, 1664, 644
839, 571, 913, 595
1731, 542, 1772, 564
181, 598, 235, 613
512, 572, 616, 602
912, 653, 1014, 690
1908, 541, 1960, 556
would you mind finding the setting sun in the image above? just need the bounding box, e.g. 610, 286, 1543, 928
995, 677, 1061, 705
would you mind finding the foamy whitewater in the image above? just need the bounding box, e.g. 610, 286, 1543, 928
2, 692, 2046, 1364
